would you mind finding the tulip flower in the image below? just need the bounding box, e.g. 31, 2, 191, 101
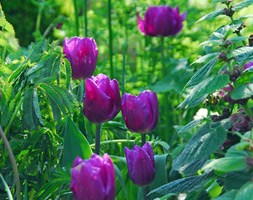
121, 90, 158, 133
63, 37, 98, 79
83, 74, 121, 124
137, 5, 186, 37
70, 154, 116, 200
124, 142, 155, 186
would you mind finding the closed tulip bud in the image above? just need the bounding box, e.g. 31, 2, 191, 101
124, 143, 155, 186
63, 37, 98, 79
121, 90, 158, 133
83, 74, 121, 123
137, 6, 186, 37
70, 154, 116, 200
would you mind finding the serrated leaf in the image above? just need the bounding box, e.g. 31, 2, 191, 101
33, 88, 44, 125
186, 58, 217, 88
235, 182, 253, 200
228, 47, 253, 60
203, 157, 247, 173
178, 119, 203, 134
63, 117, 92, 168
231, 83, 253, 99
23, 88, 40, 130
173, 122, 227, 171
180, 74, 229, 108
233, 0, 253, 11
8, 63, 27, 83
148, 173, 211, 197
196, 10, 224, 23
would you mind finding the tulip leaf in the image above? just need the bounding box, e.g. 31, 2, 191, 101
149, 154, 168, 191
172, 122, 227, 172
0, 173, 14, 200
231, 83, 253, 100
63, 117, 92, 168
235, 182, 253, 200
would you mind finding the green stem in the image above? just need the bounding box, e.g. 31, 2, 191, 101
95, 123, 102, 155
142, 186, 149, 200
141, 134, 146, 146
4, 91, 23, 136
244, 103, 253, 118
108, 0, 114, 77
73, 0, 80, 36
0, 126, 21, 200
83, 0, 88, 37
160, 37, 165, 76
90, 139, 136, 147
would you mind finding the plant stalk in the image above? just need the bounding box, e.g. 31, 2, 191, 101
0, 126, 21, 200
73, 0, 80, 36
108, 0, 114, 77
95, 123, 102, 155
141, 134, 146, 146
83, 0, 88, 37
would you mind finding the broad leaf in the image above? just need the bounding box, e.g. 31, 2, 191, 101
173, 122, 227, 171
235, 182, 253, 200
63, 117, 92, 168
231, 83, 253, 100
148, 173, 211, 197
233, 0, 253, 11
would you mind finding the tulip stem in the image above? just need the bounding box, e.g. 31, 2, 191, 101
142, 186, 149, 200
95, 123, 102, 155
141, 134, 146, 146
83, 0, 88, 37
73, 0, 80, 36
0, 126, 21, 200
108, 0, 114, 78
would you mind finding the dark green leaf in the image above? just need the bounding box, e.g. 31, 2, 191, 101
214, 190, 237, 200
235, 182, 253, 200
180, 74, 229, 108
63, 117, 92, 168
231, 83, 253, 99
33, 88, 44, 125
186, 58, 217, 88
148, 173, 211, 197
173, 122, 227, 171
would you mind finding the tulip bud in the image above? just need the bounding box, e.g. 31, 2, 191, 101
83, 74, 121, 123
137, 6, 186, 37
70, 154, 116, 200
63, 37, 98, 79
124, 143, 155, 186
121, 90, 158, 134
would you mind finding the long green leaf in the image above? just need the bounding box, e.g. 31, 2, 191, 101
233, 0, 253, 11
0, 173, 13, 200
235, 182, 253, 200
63, 117, 92, 168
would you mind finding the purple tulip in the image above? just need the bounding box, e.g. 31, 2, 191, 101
83, 74, 121, 123
70, 154, 116, 200
121, 90, 158, 133
63, 37, 98, 79
243, 61, 253, 70
137, 6, 186, 37
124, 142, 155, 186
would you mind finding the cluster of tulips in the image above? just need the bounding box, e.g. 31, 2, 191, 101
63, 5, 186, 200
